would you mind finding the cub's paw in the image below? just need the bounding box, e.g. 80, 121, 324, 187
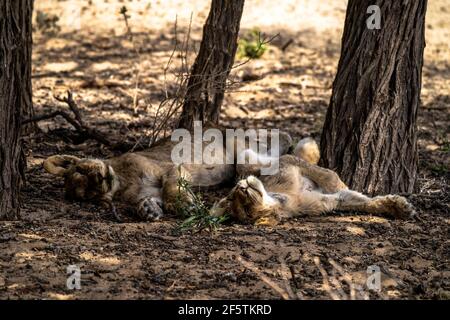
137, 197, 164, 221
381, 195, 416, 219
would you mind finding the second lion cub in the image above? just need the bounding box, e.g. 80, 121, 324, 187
212, 139, 416, 226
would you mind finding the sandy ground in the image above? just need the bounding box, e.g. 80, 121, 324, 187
0, 0, 448, 300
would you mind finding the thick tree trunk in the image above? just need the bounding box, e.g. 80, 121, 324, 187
0, 0, 33, 219
177, 0, 245, 130
320, 0, 427, 196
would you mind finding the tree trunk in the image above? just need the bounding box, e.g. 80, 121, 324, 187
0, 0, 33, 219
177, 0, 245, 130
320, 0, 427, 196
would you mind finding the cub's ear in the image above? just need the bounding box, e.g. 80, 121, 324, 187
43, 155, 81, 176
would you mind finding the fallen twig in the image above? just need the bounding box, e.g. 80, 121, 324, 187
22, 110, 79, 128
281, 38, 294, 51
21, 90, 128, 151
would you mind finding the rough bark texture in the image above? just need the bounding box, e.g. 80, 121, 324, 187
320, 0, 427, 196
177, 0, 245, 130
0, 0, 33, 219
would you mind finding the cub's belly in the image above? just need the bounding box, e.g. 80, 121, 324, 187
299, 177, 319, 192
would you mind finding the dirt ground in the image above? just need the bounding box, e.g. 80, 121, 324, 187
0, 0, 449, 300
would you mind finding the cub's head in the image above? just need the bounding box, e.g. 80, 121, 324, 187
43, 155, 116, 201
211, 176, 279, 225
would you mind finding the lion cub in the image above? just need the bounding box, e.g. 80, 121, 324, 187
211, 140, 416, 226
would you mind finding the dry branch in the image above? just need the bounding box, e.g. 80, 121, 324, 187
22, 90, 128, 151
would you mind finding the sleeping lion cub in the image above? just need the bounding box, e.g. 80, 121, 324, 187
43, 132, 415, 224
211, 150, 416, 226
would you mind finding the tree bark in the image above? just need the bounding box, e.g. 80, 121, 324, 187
177, 0, 245, 130
320, 0, 427, 196
0, 0, 33, 219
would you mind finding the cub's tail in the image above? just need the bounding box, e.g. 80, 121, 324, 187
293, 137, 320, 165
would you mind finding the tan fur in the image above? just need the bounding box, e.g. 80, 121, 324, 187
293, 137, 320, 165
212, 139, 416, 226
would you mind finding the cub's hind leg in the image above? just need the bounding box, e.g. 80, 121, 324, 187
298, 162, 348, 193
161, 165, 194, 216
280, 155, 348, 194
295, 190, 415, 219
123, 176, 164, 221
335, 190, 415, 219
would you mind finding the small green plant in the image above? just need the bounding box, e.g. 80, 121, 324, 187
237, 29, 268, 59
35, 10, 61, 35
175, 174, 229, 232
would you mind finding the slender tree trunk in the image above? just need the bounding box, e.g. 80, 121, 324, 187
177, 0, 245, 130
0, 0, 33, 219
320, 0, 427, 196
